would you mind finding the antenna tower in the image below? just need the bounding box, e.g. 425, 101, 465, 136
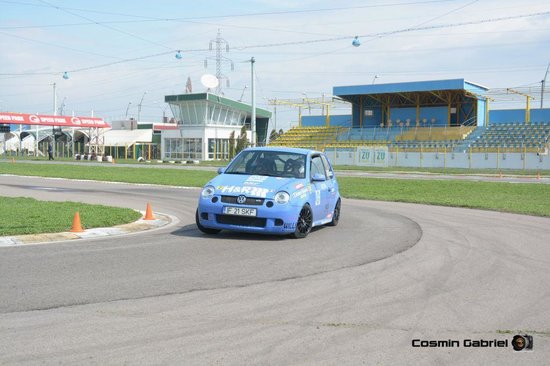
205, 29, 234, 95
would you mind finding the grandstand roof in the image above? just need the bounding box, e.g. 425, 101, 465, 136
333, 79, 488, 97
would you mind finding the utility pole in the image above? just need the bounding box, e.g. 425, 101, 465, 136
52, 82, 57, 158
541, 62, 550, 109
52, 82, 57, 116
251, 57, 256, 147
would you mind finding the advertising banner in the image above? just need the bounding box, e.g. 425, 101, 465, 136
357, 146, 389, 166
0, 112, 110, 128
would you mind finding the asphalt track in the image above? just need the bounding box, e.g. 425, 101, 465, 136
0, 175, 549, 365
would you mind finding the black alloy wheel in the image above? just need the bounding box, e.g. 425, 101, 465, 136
195, 209, 221, 235
292, 204, 313, 238
327, 198, 341, 227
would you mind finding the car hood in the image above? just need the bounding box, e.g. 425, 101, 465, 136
206, 174, 306, 199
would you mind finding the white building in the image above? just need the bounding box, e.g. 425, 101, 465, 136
162, 93, 271, 160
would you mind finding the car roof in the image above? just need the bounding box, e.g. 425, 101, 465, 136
242, 147, 321, 156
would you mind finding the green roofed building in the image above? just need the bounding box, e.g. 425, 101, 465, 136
162, 93, 271, 160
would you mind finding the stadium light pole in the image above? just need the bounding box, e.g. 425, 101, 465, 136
541, 62, 550, 109
125, 102, 132, 118
137, 91, 147, 122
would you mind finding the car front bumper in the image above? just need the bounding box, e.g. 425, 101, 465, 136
197, 196, 301, 235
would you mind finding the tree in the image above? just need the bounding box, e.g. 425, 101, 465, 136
228, 131, 236, 159
235, 125, 249, 155
269, 129, 278, 142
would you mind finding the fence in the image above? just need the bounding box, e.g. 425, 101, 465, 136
325, 146, 550, 170
1, 140, 161, 161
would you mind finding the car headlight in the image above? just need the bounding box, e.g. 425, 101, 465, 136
201, 185, 215, 199
274, 191, 290, 205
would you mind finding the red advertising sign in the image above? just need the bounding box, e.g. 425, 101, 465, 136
0, 112, 110, 128
153, 124, 179, 130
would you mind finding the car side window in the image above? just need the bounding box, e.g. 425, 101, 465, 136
310, 156, 326, 180
320, 155, 334, 179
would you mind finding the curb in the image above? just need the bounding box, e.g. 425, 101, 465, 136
0, 212, 176, 247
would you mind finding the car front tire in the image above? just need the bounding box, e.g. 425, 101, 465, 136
292, 204, 313, 239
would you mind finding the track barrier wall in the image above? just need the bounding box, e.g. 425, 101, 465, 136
325, 147, 550, 170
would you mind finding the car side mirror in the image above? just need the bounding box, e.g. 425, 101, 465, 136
327, 171, 334, 179
311, 173, 326, 182
217, 167, 225, 174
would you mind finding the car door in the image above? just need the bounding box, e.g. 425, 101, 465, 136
320, 153, 338, 213
309, 154, 330, 223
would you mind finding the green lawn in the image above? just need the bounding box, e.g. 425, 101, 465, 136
0, 161, 217, 187
1, 155, 229, 167
0, 197, 142, 236
338, 177, 550, 217
1, 161, 549, 237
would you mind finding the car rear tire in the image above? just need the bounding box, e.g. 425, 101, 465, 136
292, 204, 313, 239
196, 209, 221, 235
327, 198, 341, 227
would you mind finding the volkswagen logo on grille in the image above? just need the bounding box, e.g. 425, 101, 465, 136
237, 195, 247, 204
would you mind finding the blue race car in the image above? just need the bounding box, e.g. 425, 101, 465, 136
196, 147, 341, 238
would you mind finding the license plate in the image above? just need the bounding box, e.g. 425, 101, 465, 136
223, 206, 257, 217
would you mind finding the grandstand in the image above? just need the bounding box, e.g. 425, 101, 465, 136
389, 125, 476, 152
468, 122, 550, 153
268, 79, 550, 158
269, 126, 345, 150
272, 125, 478, 152
271, 123, 549, 154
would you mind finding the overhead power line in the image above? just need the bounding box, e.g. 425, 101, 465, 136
0, 0, 459, 26
1, 10, 548, 77
235, 10, 550, 49
37, 0, 174, 51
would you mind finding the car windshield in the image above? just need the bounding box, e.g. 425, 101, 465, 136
225, 150, 307, 179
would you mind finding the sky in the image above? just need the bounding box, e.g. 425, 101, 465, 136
1, 0, 549, 130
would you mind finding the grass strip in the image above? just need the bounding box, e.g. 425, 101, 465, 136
0, 162, 217, 187
338, 177, 550, 217
2, 162, 550, 218
0, 197, 142, 236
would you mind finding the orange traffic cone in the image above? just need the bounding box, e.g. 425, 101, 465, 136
143, 202, 155, 220
499, 170, 503, 179
537, 171, 541, 180
70, 212, 84, 232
